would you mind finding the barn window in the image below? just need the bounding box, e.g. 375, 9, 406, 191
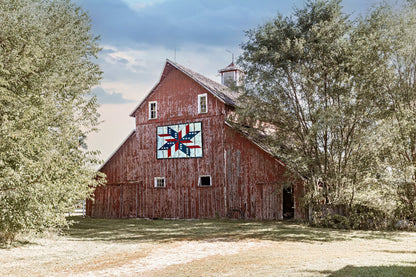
154, 177, 165, 188
149, 101, 157, 119
199, 175, 211, 187
198, 94, 207, 114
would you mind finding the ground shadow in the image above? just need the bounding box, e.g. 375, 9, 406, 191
0, 239, 35, 249
315, 265, 416, 277
380, 250, 416, 254
64, 217, 402, 244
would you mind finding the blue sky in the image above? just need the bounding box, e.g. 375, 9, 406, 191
76, 0, 382, 162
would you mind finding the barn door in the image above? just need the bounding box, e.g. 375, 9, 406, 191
109, 185, 121, 218
283, 186, 294, 219
121, 184, 138, 218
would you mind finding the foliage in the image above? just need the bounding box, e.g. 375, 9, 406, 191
314, 214, 351, 229
237, 0, 416, 227
238, 0, 386, 209
376, 2, 416, 221
348, 204, 391, 230
0, 0, 103, 244
346, 1, 416, 223
312, 204, 392, 230
395, 182, 416, 221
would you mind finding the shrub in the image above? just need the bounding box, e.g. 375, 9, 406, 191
311, 203, 392, 230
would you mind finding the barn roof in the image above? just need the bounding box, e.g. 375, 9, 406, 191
224, 121, 285, 166
218, 61, 240, 73
169, 59, 239, 105
98, 130, 136, 172
130, 59, 239, 117
225, 121, 306, 180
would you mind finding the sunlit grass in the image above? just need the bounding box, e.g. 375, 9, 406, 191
64, 216, 400, 243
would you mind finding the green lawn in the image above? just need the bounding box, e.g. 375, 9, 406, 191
65, 217, 393, 243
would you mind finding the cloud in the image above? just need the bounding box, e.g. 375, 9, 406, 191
96, 46, 167, 100
75, 0, 290, 49
92, 87, 135, 104
96, 44, 241, 102
77, 0, 382, 52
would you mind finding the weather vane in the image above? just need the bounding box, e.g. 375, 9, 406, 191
226, 49, 234, 63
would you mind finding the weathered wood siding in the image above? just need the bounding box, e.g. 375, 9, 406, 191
133, 65, 228, 218
224, 125, 304, 219
87, 63, 305, 220
86, 131, 140, 218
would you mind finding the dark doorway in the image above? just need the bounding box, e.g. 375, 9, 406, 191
283, 186, 294, 219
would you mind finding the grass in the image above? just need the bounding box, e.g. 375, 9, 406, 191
329, 265, 416, 277
1, 217, 415, 276
65, 217, 397, 243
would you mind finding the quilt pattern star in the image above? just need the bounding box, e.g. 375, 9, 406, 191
157, 122, 203, 159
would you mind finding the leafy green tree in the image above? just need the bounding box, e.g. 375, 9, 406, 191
0, 0, 103, 243
237, 0, 393, 214
368, 1, 416, 220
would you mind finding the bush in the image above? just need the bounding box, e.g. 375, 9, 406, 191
0, 231, 16, 246
318, 214, 351, 229
394, 182, 416, 221
311, 203, 392, 230
348, 204, 391, 230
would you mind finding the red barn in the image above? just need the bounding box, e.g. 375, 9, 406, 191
87, 59, 305, 220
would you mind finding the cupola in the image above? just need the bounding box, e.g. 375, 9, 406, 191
218, 61, 243, 87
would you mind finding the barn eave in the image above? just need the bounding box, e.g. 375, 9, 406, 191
98, 129, 136, 172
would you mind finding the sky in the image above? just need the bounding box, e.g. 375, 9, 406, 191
75, 0, 383, 164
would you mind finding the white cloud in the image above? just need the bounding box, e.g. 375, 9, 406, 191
123, 0, 169, 11
92, 87, 135, 104
102, 46, 146, 72
97, 43, 238, 99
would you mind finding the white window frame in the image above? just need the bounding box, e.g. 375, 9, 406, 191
198, 93, 207, 114
154, 177, 165, 188
198, 175, 212, 187
149, 101, 157, 119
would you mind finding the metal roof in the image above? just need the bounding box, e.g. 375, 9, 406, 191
218, 62, 241, 73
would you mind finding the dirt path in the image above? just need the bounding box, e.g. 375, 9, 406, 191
1, 223, 415, 277
76, 240, 270, 277
141, 237, 416, 277
0, 237, 269, 276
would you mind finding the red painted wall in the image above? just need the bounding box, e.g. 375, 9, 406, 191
87, 64, 305, 220
224, 126, 304, 219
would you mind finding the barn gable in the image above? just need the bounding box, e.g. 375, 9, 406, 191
88, 59, 305, 220
130, 59, 238, 118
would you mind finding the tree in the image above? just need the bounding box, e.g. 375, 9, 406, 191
237, 0, 393, 215
0, 0, 103, 243
368, 1, 416, 220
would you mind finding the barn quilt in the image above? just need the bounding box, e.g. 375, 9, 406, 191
157, 122, 203, 159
